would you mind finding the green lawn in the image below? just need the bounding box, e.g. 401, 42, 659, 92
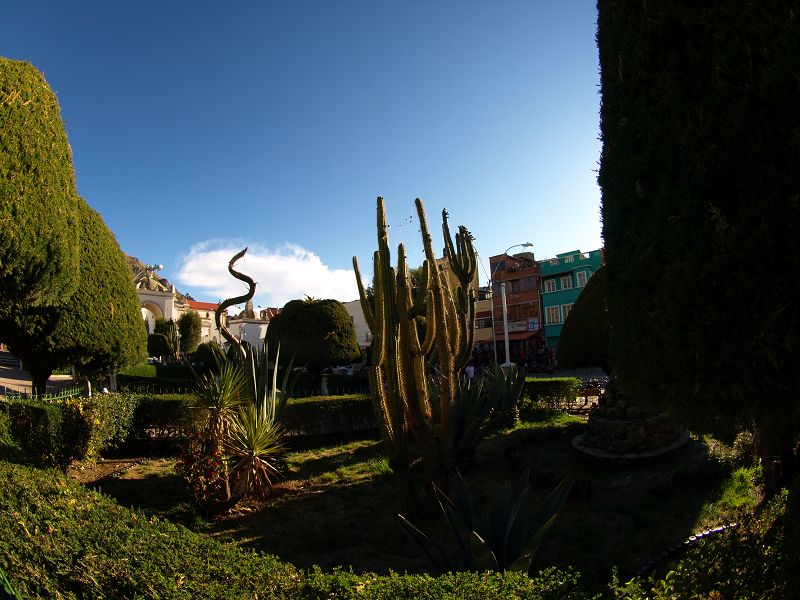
87, 408, 758, 593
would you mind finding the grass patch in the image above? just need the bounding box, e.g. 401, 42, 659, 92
81, 409, 755, 595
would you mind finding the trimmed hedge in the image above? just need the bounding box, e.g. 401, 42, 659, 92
4, 400, 90, 469
283, 394, 375, 437
1, 393, 141, 468
130, 393, 199, 442
522, 378, 582, 415
0, 460, 590, 599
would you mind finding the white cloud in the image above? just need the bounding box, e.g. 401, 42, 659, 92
176, 240, 359, 308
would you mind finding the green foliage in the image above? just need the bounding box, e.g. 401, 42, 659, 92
483, 365, 527, 428
597, 1, 800, 487
556, 267, 609, 373
266, 298, 361, 372
3, 393, 139, 468
522, 378, 581, 414
399, 468, 573, 575
0, 58, 80, 311
0, 566, 22, 600
130, 394, 198, 441
191, 341, 225, 373
3, 199, 147, 394
5, 400, 90, 469
178, 310, 202, 354
191, 358, 247, 447
119, 362, 158, 377
147, 332, 171, 358
0, 459, 590, 599
225, 400, 286, 498
300, 565, 589, 599
614, 484, 798, 599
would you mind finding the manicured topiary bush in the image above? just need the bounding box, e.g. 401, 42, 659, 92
597, 0, 800, 490
556, 267, 609, 373
267, 298, 361, 373
0, 58, 80, 311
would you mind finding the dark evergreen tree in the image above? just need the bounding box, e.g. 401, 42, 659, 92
266, 298, 361, 373
598, 1, 800, 491
556, 267, 609, 374
178, 311, 202, 354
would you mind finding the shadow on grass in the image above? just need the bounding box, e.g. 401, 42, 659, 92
76, 416, 738, 595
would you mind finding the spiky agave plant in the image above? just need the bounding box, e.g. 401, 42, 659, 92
398, 468, 573, 574
225, 400, 286, 498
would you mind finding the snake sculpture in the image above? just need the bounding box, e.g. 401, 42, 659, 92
214, 247, 256, 362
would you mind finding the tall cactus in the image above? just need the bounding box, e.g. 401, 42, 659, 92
354, 197, 477, 500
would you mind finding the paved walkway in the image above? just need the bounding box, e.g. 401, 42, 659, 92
0, 352, 75, 396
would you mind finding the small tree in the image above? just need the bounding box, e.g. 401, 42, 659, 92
178, 311, 202, 354
266, 298, 361, 373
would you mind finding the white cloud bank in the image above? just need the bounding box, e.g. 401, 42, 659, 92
176, 241, 359, 308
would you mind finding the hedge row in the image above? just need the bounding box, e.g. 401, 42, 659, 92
522, 378, 582, 414
0, 460, 589, 599
0, 394, 138, 469
1, 392, 376, 467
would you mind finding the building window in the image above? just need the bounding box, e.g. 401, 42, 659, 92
576, 271, 588, 287
564, 255, 574, 263
509, 276, 537, 293
476, 317, 493, 329
543, 279, 556, 293
507, 303, 536, 322
546, 305, 562, 324
560, 275, 573, 290
549, 258, 559, 266
562, 303, 574, 320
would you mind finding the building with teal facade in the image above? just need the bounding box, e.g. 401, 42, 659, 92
538, 248, 603, 350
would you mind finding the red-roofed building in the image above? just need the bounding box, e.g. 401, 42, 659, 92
186, 300, 228, 344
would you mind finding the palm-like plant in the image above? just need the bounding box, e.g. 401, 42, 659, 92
225, 400, 286, 498
192, 357, 249, 447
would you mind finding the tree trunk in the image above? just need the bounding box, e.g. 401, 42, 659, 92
28, 365, 52, 398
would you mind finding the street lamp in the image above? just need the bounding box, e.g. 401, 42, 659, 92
489, 243, 534, 368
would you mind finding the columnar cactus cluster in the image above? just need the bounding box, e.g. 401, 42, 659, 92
353, 197, 477, 491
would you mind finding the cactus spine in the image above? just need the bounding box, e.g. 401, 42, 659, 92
354, 197, 477, 495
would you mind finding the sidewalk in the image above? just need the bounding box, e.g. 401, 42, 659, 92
0, 362, 75, 397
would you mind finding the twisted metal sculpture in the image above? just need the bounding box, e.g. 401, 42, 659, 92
215, 248, 256, 363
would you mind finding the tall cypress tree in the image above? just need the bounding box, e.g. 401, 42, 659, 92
598, 2, 800, 491
6, 199, 147, 394
0, 58, 81, 313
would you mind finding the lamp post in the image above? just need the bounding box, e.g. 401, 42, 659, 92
489, 243, 534, 369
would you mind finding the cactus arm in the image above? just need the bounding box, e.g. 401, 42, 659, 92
353, 255, 375, 333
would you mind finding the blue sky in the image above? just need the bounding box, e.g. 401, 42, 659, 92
3, 1, 602, 307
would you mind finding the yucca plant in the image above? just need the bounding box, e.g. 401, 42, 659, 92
192, 357, 249, 446
242, 339, 296, 421
398, 468, 573, 574
225, 400, 286, 498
